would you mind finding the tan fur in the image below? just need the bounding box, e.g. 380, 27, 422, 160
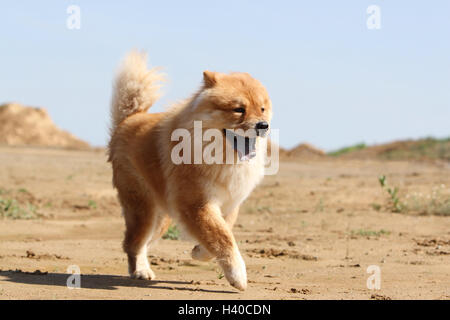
110, 50, 165, 133
108, 51, 272, 291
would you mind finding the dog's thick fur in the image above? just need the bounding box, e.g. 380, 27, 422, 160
108, 51, 272, 290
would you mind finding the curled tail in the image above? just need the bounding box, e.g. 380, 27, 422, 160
110, 51, 165, 132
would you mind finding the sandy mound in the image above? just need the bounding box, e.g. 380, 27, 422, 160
286, 143, 326, 159
266, 139, 289, 158
0, 103, 90, 149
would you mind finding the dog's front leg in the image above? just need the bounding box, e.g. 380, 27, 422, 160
182, 203, 246, 291
192, 206, 239, 262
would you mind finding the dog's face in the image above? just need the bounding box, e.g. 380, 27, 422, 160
193, 71, 272, 161
195, 71, 272, 132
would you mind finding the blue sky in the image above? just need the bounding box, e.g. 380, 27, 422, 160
1, 1, 449, 150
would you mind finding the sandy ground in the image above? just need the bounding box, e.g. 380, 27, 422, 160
0, 146, 449, 300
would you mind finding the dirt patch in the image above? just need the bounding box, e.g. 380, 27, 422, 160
370, 294, 392, 300
24, 250, 70, 261
414, 238, 450, 247
413, 237, 450, 256
290, 288, 312, 294
246, 248, 318, 261
2, 269, 48, 276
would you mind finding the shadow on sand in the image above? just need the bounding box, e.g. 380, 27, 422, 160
0, 270, 237, 294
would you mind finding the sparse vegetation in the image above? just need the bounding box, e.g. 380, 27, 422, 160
87, 200, 97, 209
257, 205, 272, 213
314, 197, 325, 213
370, 203, 382, 211
327, 137, 450, 161
162, 224, 180, 240
404, 185, 450, 216
351, 229, 391, 237
0, 197, 38, 219
378, 175, 450, 216
328, 143, 366, 157
380, 137, 450, 161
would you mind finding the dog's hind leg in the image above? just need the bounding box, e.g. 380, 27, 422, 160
148, 213, 172, 245
121, 196, 157, 280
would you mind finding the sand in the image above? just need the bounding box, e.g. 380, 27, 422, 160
0, 146, 449, 299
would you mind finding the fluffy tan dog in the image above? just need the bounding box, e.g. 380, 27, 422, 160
108, 51, 272, 290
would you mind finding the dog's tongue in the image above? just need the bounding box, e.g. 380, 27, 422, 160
225, 130, 257, 162
237, 137, 257, 161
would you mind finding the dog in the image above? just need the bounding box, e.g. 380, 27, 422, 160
107, 51, 272, 291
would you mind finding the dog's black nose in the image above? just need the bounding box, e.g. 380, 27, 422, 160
255, 121, 269, 130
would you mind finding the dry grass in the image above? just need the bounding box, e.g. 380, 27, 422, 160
403, 185, 450, 216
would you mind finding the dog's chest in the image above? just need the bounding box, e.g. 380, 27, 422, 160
212, 159, 265, 214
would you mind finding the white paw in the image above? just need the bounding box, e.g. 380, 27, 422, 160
131, 267, 155, 280
219, 249, 247, 291
192, 244, 214, 261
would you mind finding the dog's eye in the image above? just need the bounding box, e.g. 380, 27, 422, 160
261, 107, 265, 112
233, 107, 246, 114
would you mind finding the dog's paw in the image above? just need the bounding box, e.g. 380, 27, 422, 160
131, 267, 156, 280
192, 244, 214, 261
219, 249, 247, 291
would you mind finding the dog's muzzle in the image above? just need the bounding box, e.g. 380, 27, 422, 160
255, 121, 269, 137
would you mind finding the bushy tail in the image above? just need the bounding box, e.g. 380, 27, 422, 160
110, 51, 165, 132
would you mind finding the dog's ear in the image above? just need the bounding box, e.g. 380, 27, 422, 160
203, 70, 217, 88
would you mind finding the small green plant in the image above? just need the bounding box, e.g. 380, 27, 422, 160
217, 272, 224, 280
87, 200, 97, 209
370, 203, 382, 211
314, 197, 325, 213
257, 205, 272, 213
162, 224, 180, 240
0, 198, 38, 220
351, 229, 391, 237
378, 175, 403, 212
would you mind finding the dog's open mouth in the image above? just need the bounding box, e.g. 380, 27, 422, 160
223, 129, 257, 162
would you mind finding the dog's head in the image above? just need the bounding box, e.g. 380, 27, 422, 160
192, 71, 272, 161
